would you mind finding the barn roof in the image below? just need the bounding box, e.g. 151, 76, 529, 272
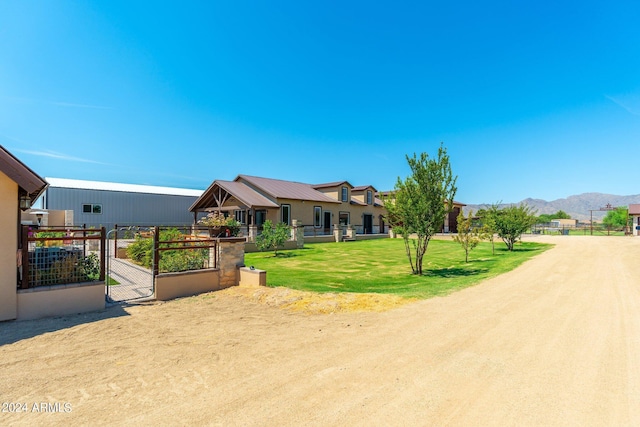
45, 177, 203, 197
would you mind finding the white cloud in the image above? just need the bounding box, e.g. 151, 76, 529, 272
605, 94, 640, 116
13, 149, 111, 165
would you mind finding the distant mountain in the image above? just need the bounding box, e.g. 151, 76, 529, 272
463, 193, 640, 221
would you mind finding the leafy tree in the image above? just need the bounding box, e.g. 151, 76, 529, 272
602, 207, 629, 230
537, 210, 571, 224
452, 211, 482, 262
384, 144, 457, 275
476, 203, 500, 255
494, 204, 537, 251
256, 220, 291, 256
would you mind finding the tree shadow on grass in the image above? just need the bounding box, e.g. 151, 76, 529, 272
423, 266, 488, 278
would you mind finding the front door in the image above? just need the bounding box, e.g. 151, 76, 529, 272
324, 212, 331, 234
363, 214, 373, 234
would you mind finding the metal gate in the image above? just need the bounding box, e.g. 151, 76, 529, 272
106, 227, 155, 303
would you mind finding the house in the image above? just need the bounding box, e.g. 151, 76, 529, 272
189, 175, 388, 239
629, 204, 640, 236
39, 177, 204, 232
0, 145, 48, 320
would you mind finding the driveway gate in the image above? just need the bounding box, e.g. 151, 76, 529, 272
106, 227, 155, 302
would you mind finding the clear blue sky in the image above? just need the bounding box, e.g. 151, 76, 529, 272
2, 1, 640, 204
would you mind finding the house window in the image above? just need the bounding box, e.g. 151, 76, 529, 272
339, 212, 350, 226
234, 210, 247, 224
281, 204, 291, 225
341, 187, 348, 202
367, 190, 372, 205
82, 204, 102, 214
314, 206, 322, 228
255, 210, 267, 226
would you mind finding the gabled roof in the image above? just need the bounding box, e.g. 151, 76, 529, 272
352, 185, 377, 192
0, 145, 48, 202
313, 181, 353, 190
190, 179, 281, 212
46, 177, 203, 197
237, 175, 340, 204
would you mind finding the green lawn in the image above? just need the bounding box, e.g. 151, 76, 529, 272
244, 238, 552, 299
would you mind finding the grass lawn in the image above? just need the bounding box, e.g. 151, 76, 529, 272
244, 238, 552, 299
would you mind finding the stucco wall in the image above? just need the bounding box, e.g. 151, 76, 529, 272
155, 269, 221, 301
16, 282, 105, 321
0, 171, 18, 321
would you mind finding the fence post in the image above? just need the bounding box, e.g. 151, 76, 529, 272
152, 226, 160, 277
114, 224, 118, 259
20, 225, 29, 289
100, 227, 106, 281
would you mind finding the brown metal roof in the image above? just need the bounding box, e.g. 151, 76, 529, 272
189, 180, 279, 212
312, 181, 352, 190
0, 145, 48, 202
237, 175, 340, 204
352, 185, 377, 192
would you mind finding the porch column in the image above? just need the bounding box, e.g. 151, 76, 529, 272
333, 224, 343, 242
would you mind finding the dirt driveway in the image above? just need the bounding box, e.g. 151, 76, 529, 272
2, 235, 640, 426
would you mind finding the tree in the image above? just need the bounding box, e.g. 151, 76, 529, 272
494, 204, 537, 251
537, 210, 571, 224
476, 203, 500, 255
384, 144, 457, 275
452, 210, 482, 262
602, 207, 629, 230
255, 220, 291, 256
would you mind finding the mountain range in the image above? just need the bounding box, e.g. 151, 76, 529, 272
463, 193, 640, 221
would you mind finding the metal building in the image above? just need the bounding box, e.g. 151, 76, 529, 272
40, 178, 203, 231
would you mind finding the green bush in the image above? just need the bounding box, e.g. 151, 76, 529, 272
126, 228, 208, 272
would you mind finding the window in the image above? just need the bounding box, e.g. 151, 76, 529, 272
314, 206, 322, 228
82, 204, 102, 214
234, 210, 247, 224
341, 186, 348, 202
281, 204, 291, 225
367, 190, 373, 205
339, 212, 350, 226
256, 210, 267, 226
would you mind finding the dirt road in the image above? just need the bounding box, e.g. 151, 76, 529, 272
2, 235, 640, 426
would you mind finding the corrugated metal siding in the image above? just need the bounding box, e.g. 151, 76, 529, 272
45, 188, 198, 230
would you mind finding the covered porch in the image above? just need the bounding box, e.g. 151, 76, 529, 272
189, 180, 280, 241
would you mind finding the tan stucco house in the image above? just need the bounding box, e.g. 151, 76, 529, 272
0, 145, 48, 321
190, 175, 388, 238
629, 204, 640, 236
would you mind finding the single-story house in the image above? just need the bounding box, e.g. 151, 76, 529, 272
0, 145, 48, 320
190, 175, 388, 238
39, 177, 204, 232
629, 204, 640, 236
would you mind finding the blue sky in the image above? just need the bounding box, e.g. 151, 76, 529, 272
2, 1, 640, 204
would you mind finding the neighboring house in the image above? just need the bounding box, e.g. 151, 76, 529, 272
551, 218, 579, 228
39, 178, 204, 232
629, 204, 640, 236
0, 145, 48, 320
190, 175, 388, 237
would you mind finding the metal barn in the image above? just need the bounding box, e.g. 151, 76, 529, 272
41, 178, 203, 231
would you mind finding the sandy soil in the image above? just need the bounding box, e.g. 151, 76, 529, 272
2, 235, 640, 426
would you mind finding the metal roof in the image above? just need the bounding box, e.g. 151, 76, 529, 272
0, 145, 48, 200
312, 181, 352, 189
629, 204, 640, 215
237, 175, 340, 204
45, 177, 203, 197
352, 185, 377, 192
